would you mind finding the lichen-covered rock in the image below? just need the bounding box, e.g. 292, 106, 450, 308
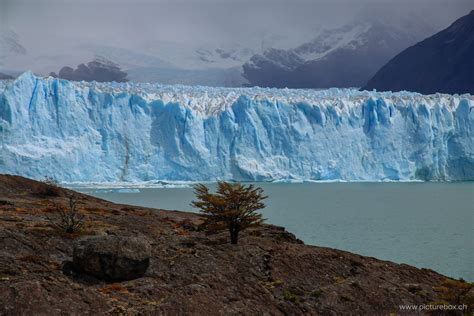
72, 235, 151, 281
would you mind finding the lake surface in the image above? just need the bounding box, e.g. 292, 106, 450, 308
77, 182, 474, 281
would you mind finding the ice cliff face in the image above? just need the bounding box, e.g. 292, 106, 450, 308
0, 72, 472, 182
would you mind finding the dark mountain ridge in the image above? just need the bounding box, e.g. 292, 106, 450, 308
363, 10, 474, 94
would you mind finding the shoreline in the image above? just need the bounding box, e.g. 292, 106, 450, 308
61, 179, 472, 190
1, 174, 472, 314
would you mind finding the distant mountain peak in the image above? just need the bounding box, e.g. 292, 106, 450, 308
243, 16, 432, 88
293, 22, 372, 62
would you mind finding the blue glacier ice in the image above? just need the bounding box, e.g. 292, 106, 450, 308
0, 72, 472, 183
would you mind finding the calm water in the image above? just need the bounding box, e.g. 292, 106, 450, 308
78, 182, 474, 281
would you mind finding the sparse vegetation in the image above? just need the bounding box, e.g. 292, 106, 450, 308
433, 278, 473, 305
263, 279, 284, 289
99, 283, 129, 295
415, 289, 428, 297
333, 276, 345, 284
47, 195, 85, 233
43, 176, 59, 186
283, 290, 300, 304
310, 289, 323, 298
191, 182, 267, 244
35, 176, 61, 197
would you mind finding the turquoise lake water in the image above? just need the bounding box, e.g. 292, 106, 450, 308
78, 182, 474, 281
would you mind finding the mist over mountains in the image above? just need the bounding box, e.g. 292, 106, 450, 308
242, 15, 434, 88
1, 1, 472, 91
0, 15, 433, 87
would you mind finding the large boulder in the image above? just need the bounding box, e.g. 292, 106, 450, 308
72, 235, 151, 281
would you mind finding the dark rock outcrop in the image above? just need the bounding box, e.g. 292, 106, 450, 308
73, 235, 151, 281
0, 72, 14, 80
363, 11, 474, 94
53, 58, 128, 82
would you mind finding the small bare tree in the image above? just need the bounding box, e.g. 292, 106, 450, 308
47, 195, 85, 233
191, 182, 267, 244
43, 176, 59, 186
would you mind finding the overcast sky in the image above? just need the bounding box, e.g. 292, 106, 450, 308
1, 0, 473, 71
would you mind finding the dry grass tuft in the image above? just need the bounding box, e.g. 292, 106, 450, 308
99, 283, 129, 295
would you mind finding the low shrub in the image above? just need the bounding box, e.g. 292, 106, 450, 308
283, 290, 300, 304
309, 289, 323, 298
47, 195, 85, 233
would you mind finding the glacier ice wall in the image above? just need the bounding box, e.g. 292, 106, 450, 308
0, 72, 472, 182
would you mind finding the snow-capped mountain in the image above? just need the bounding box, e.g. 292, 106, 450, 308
0, 72, 472, 183
137, 39, 258, 70
193, 46, 255, 69
243, 17, 434, 88
84, 45, 174, 70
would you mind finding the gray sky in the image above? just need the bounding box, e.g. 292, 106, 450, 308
1, 0, 473, 72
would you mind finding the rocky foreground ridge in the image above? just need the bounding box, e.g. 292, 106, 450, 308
0, 175, 472, 314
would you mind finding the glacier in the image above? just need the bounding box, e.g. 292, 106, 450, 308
0, 72, 472, 183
